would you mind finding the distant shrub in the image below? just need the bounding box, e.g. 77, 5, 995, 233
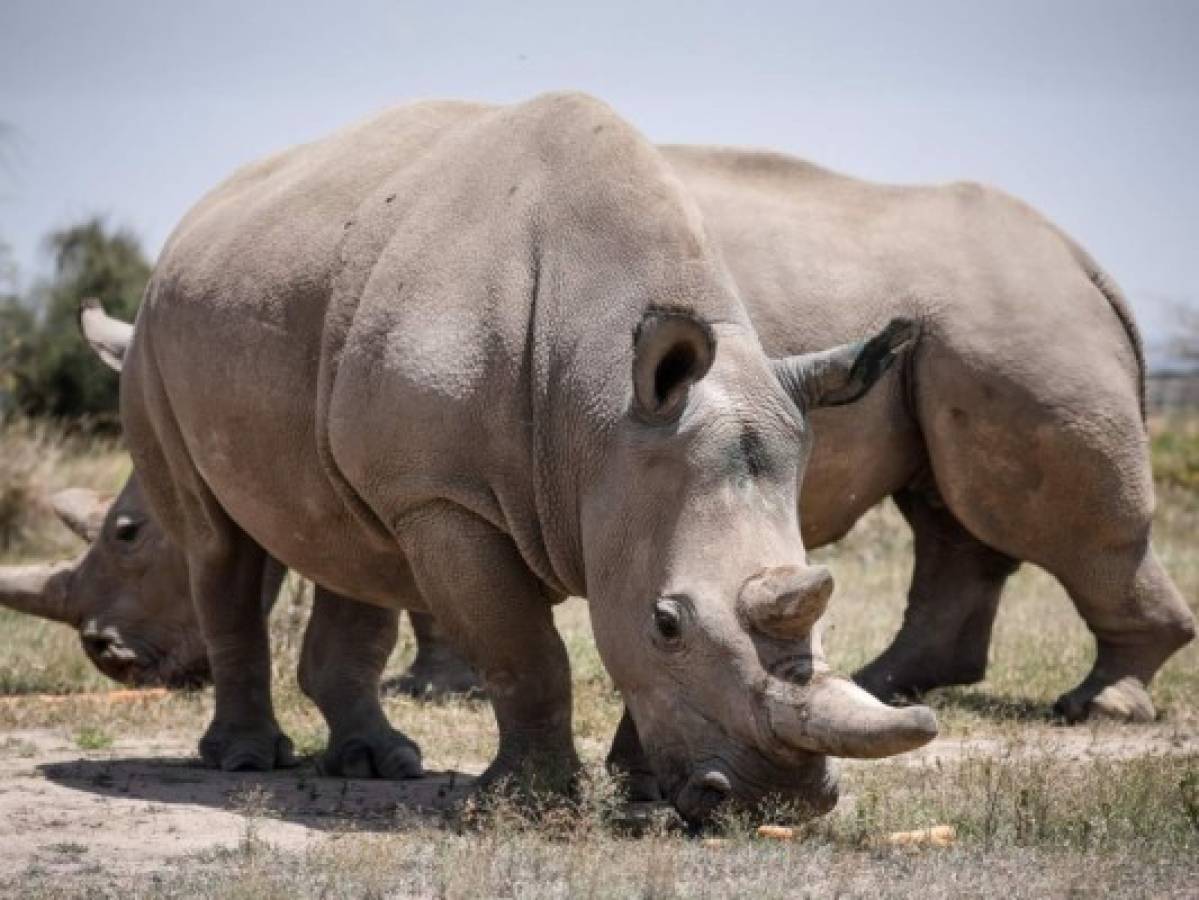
0, 418, 61, 553
1150, 416, 1199, 492
1, 217, 148, 428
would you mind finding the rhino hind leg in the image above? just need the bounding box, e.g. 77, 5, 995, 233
854, 484, 1017, 701
299, 588, 423, 779
190, 527, 296, 772
912, 340, 1194, 723
400, 503, 580, 794
382, 611, 484, 700
1052, 544, 1194, 723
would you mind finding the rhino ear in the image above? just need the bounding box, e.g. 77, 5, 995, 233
79, 297, 133, 372
632, 309, 716, 423
50, 488, 113, 544
773, 317, 918, 410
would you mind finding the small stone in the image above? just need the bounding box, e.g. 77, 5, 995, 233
756, 824, 795, 841
886, 824, 957, 847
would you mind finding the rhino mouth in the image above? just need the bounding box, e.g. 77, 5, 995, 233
663, 746, 840, 826
80, 627, 211, 690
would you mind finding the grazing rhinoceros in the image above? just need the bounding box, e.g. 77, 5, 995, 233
5, 126, 1192, 734
0, 476, 280, 689
36, 92, 937, 822
0, 473, 474, 696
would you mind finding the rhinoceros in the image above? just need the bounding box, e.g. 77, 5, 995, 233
15, 92, 938, 822
668, 145, 1194, 724
1, 474, 472, 696
4, 109, 1192, 734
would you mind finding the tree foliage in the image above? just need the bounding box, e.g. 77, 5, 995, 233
1, 217, 149, 426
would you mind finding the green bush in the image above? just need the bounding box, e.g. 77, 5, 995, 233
1151, 417, 1199, 492
1, 218, 148, 428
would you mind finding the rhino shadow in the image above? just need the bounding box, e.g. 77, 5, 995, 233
929, 689, 1053, 722
39, 754, 475, 832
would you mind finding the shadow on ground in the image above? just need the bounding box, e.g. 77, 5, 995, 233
927, 688, 1053, 722
39, 754, 475, 832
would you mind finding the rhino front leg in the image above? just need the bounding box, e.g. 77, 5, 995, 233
854, 485, 1018, 700
299, 588, 423, 778
606, 708, 662, 801
400, 503, 579, 792
383, 611, 484, 699
190, 531, 296, 772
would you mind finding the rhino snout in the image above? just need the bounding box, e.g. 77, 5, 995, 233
670, 753, 840, 826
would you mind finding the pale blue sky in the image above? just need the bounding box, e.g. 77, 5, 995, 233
2, 1, 1196, 360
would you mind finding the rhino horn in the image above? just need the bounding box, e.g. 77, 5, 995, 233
740, 565, 833, 639
79, 296, 133, 372
772, 317, 918, 410
51, 488, 111, 544
0, 558, 81, 626
768, 675, 938, 759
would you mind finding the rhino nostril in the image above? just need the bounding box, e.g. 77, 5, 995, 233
698, 770, 732, 797
82, 633, 112, 655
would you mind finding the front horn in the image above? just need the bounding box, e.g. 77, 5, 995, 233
767, 675, 938, 759
0, 559, 81, 626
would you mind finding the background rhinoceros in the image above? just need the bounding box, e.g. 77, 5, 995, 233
4, 129, 1192, 736
56, 92, 935, 823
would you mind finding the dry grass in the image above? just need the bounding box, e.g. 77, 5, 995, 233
0, 417, 1196, 897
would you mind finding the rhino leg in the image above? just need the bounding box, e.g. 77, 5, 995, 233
911, 333, 1195, 723
605, 707, 662, 801
854, 484, 1017, 700
1052, 545, 1194, 723
400, 503, 579, 793
299, 587, 422, 778
382, 611, 484, 700
191, 530, 296, 772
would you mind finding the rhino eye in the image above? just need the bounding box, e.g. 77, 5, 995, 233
653, 598, 685, 647
113, 517, 141, 543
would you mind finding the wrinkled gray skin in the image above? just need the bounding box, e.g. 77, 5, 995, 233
18, 94, 937, 823
6, 105, 1192, 765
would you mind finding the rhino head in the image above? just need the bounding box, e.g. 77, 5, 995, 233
580, 310, 935, 822
0, 474, 208, 688
0, 298, 209, 687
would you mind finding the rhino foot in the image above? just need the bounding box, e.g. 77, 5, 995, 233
319, 727, 423, 779
382, 662, 484, 701
199, 721, 297, 771
1053, 676, 1156, 724
475, 747, 582, 799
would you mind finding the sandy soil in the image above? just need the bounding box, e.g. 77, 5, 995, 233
2, 723, 1195, 884
0, 729, 478, 884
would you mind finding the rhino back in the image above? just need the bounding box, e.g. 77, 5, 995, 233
128, 94, 727, 601
663, 144, 1142, 546
131, 100, 495, 603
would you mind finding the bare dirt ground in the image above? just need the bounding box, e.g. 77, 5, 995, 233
0, 729, 470, 883
3, 722, 1195, 888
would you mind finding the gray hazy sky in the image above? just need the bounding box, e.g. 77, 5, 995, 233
2, 1, 1196, 358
